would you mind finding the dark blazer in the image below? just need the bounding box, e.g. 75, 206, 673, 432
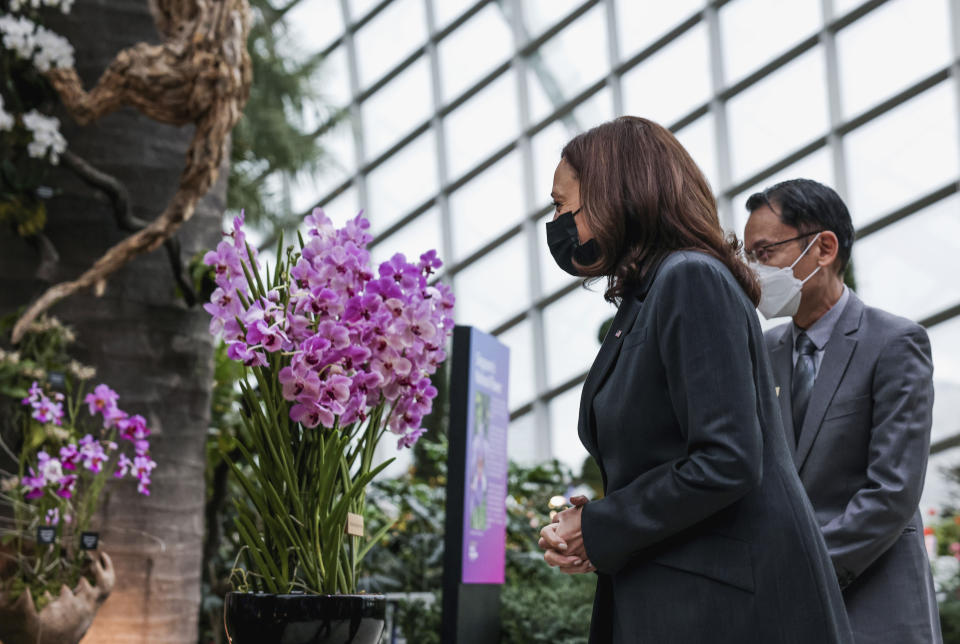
765, 291, 941, 644
579, 251, 853, 644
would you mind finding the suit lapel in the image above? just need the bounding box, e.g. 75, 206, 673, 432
770, 325, 795, 459
576, 254, 674, 460
577, 296, 641, 459
794, 294, 865, 471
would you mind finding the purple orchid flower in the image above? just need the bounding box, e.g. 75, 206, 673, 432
79, 434, 108, 473
204, 210, 454, 438
22, 469, 45, 499
398, 426, 426, 449
55, 474, 77, 499
118, 414, 150, 442
115, 453, 133, 478
84, 384, 119, 418
60, 444, 81, 471
227, 341, 268, 367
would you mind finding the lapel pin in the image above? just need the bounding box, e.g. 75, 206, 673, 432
614, 330, 622, 338
775, 386, 781, 397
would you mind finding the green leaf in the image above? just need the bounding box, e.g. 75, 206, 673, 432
244, 240, 268, 296
357, 519, 395, 563
235, 511, 284, 592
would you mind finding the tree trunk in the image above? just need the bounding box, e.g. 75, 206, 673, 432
0, 2, 225, 642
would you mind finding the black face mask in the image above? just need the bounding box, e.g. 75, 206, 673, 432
545, 209, 600, 276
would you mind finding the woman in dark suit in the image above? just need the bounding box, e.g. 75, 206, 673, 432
538, 117, 853, 643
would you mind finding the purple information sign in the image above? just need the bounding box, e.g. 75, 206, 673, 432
461, 328, 509, 585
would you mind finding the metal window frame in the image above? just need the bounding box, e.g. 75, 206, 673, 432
505, 0, 552, 459
321, 0, 960, 445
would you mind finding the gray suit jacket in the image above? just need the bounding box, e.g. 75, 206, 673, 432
765, 291, 941, 644
580, 251, 853, 643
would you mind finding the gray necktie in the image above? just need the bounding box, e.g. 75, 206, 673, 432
792, 332, 817, 445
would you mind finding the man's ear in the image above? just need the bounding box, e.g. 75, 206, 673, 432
818, 231, 840, 268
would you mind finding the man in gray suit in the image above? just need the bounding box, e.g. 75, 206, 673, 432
743, 178, 941, 643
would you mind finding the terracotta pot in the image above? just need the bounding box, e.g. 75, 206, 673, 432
0, 551, 114, 644
224, 592, 386, 644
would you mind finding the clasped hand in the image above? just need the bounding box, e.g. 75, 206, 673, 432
538, 495, 596, 574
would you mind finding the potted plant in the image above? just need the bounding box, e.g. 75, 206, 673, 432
0, 319, 156, 644
204, 210, 454, 644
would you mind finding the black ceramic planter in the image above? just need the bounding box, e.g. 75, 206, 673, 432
224, 592, 386, 644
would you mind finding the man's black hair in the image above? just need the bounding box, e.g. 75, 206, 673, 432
745, 178, 854, 273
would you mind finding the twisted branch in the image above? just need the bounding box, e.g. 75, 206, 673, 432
61, 150, 144, 230
61, 150, 197, 304
12, 0, 251, 343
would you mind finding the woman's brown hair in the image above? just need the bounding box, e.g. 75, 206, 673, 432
562, 116, 761, 305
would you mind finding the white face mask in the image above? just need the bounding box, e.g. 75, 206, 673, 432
750, 233, 822, 319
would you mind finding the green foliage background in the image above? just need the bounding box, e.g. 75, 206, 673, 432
921, 476, 960, 644
362, 436, 598, 643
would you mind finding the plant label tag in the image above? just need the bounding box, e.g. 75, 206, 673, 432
48, 371, 66, 390
80, 532, 99, 550
346, 513, 364, 537
37, 526, 56, 545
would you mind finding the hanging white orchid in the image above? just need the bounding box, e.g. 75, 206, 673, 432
0, 15, 37, 60
32, 24, 74, 71
9, 0, 74, 14
0, 14, 75, 71
0, 11, 74, 163
0, 95, 14, 132
22, 109, 67, 164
